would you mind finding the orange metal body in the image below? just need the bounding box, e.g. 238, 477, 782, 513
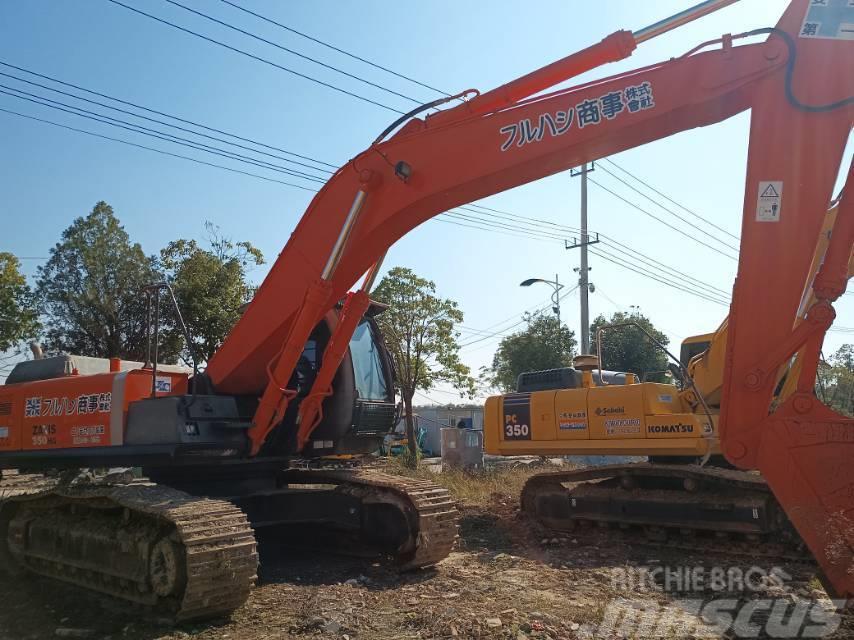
0, 370, 188, 453
202, 0, 853, 596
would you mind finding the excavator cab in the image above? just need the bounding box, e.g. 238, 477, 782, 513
264, 309, 398, 457
680, 332, 714, 367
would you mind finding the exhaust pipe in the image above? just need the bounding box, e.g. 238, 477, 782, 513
29, 341, 43, 360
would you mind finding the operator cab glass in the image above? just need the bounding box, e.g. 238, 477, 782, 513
350, 320, 389, 401
680, 334, 713, 367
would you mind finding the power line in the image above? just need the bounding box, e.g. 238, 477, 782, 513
0, 103, 589, 262
599, 237, 731, 298
588, 176, 738, 262
104, 0, 406, 114
446, 208, 571, 243
0, 63, 618, 246
3, 106, 735, 348
588, 246, 728, 306
456, 204, 732, 298
0, 106, 319, 191
463, 202, 583, 234
603, 158, 740, 242
445, 208, 731, 304
596, 162, 739, 253
590, 286, 688, 341
0, 65, 734, 299
164, 0, 425, 106
0, 72, 732, 305
1, 97, 733, 309
432, 214, 560, 245
414, 389, 444, 405
0, 86, 328, 184
461, 290, 572, 339
0, 60, 338, 169
0, 67, 335, 176
459, 285, 580, 349
589, 246, 729, 305
456, 201, 732, 297
218, 0, 454, 99
594, 286, 624, 311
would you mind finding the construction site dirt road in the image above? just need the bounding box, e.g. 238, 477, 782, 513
1, 463, 851, 640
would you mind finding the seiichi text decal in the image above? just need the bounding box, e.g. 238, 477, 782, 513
499, 81, 655, 151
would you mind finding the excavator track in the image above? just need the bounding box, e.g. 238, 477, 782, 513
0, 472, 257, 622
276, 467, 459, 569
521, 463, 804, 556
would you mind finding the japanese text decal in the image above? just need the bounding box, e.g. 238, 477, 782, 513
499, 81, 656, 152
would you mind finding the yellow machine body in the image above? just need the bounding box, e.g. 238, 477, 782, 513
484, 380, 716, 458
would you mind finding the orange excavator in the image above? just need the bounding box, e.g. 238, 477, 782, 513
1, 0, 852, 619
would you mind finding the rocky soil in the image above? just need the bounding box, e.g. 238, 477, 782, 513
1, 463, 850, 639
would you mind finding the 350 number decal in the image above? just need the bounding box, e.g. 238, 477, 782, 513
502, 396, 532, 441
504, 423, 530, 438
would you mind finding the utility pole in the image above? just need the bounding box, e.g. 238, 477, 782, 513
580, 163, 590, 353
568, 162, 600, 354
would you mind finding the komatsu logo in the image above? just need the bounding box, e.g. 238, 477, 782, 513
649, 423, 694, 434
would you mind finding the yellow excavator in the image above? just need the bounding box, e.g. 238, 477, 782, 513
484, 201, 849, 541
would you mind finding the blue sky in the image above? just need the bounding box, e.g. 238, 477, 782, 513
1, 0, 851, 400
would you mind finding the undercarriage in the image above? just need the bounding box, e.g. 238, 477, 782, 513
0, 462, 459, 621
521, 462, 802, 552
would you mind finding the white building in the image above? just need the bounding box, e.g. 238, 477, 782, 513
401, 405, 484, 457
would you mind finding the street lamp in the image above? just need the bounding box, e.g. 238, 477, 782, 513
520, 273, 563, 327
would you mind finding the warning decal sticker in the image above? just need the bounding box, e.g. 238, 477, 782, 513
799, 0, 854, 41
756, 181, 783, 222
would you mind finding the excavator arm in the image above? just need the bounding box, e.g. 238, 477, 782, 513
202, 0, 853, 597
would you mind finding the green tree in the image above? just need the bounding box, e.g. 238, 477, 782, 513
159, 222, 264, 363
818, 344, 854, 417
0, 253, 39, 352
590, 310, 669, 381
487, 313, 577, 392
372, 267, 475, 463
36, 201, 174, 361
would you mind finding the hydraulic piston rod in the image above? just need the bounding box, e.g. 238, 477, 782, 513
633, 0, 740, 44
436, 0, 740, 122
322, 189, 368, 281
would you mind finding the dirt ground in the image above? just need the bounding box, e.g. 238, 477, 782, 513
0, 463, 851, 640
